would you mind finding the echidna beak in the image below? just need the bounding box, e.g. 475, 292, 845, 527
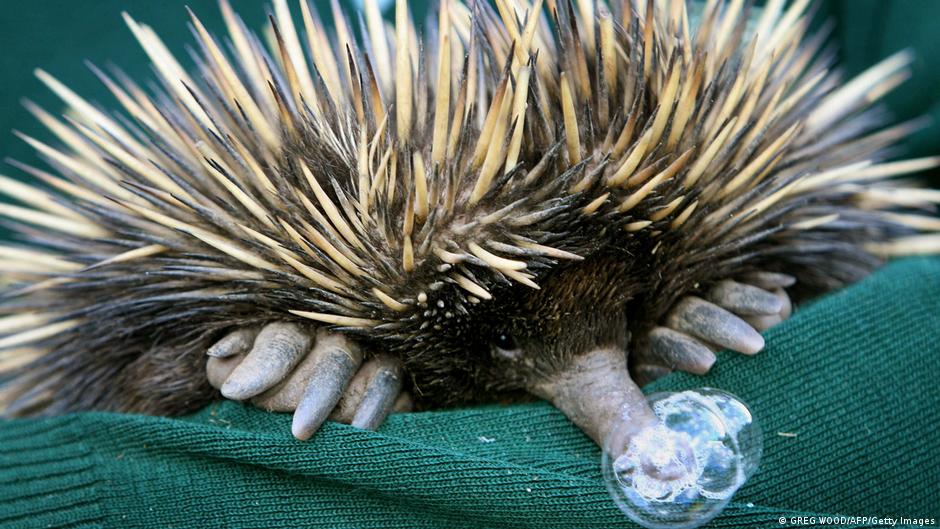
531, 348, 657, 448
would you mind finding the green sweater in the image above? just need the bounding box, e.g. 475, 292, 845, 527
1, 258, 938, 528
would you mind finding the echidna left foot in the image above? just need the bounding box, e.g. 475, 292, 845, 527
337, 354, 405, 430
206, 323, 407, 440
634, 273, 794, 385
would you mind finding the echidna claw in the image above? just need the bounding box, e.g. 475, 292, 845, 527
206, 327, 258, 358
291, 333, 363, 440
327, 354, 404, 422
206, 353, 244, 389
219, 322, 313, 400
636, 274, 795, 383
392, 391, 414, 413
207, 323, 407, 440
642, 327, 716, 375
775, 288, 793, 319
742, 287, 793, 331
666, 297, 765, 355
707, 280, 783, 316
351, 356, 403, 430
742, 313, 784, 333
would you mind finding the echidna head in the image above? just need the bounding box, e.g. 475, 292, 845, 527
397, 252, 655, 444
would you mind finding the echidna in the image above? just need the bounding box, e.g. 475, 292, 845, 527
1, 0, 938, 449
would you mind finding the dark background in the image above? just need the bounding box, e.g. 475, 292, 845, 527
0, 1, 937, 202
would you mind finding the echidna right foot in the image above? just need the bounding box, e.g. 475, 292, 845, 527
206, 323, 408, 440
634, 272, 794, 385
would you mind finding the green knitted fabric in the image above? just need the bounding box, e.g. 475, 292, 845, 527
1, 257, 938, 528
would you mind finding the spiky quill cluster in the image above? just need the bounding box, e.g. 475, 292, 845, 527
1, 0, 939, 415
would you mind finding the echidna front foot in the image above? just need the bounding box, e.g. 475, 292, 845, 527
634, 272, 795, 385
206, 323, 408, 440
332, 354, 406, 430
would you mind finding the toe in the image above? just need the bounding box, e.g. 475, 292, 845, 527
775, 288, 793, 319
329, 354, 407, 425
220, 322, 314, 401
207, 353, 246, 389
351, 355, 403, 430
646, 326, 717, 375
707, 280, 783, 315
741, 288, 792, 332
743, 312, 784, 332
666, 296, 764, 355
250, 343, 331, 412
291, 330, 363, 440
392, 391, 413, 413
207, 327, 259, 358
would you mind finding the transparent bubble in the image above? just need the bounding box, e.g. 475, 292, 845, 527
601, 388, 762, 529
696, 388, 762, 480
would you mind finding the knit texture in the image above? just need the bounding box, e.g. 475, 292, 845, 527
1, 258, 939, 528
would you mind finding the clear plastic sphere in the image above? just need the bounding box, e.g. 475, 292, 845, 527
601, 388, 761, 529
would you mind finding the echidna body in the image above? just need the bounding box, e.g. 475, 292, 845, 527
1, 0, 938, 445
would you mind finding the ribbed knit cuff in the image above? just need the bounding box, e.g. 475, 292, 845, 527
0, 417, 104, 528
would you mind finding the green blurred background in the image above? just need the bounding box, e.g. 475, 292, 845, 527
0, 0, 938, 213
